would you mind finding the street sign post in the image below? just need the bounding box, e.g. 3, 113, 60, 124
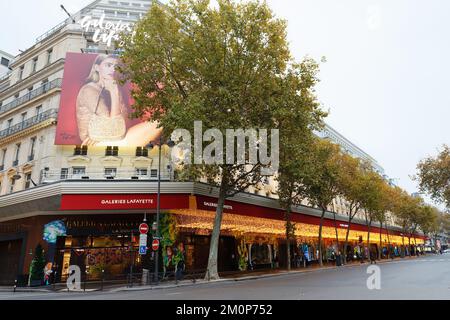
152, 239, 160, 251
139, 234, 148, 255
139, 223, 149, 234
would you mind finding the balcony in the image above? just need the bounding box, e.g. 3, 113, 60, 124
40, 169, 174, 184
0, 78, 62, 115
0, 109, 58, 141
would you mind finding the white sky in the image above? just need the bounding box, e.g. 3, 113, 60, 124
1, 0, 449, 207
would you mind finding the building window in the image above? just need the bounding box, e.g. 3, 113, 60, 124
150, 169, 158, 178
10, 178, 15, 193
105, 146, 119, 156
21, 112, 27, 123
18, 65, 24, 80
36, 105, 42, 115
0, 149, 6, 171
0, 57, 9, 67
74, 145, 88, 156
25, 173, 32, 189
72, 167, 86, 177
47, 49, 53, 65
29, 137, 36, 161
135, 168, 148, 176
13, 143, 20, 166
135, 147, 148, 157
31, 57, 38, 73
14, 93, 19, 99
60, 168, 69, 179
7, 118, 13, 129
104, 168, 117, 178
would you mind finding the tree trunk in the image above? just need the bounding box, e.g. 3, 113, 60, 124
385, 223, 391, 259
205, 184, 227, 281
378, 221, 383, 260
367, 219, 372, 260
408, 237, 411, 257
343, 215, 352, 265
285, 208, 292, 271
318, 207, 326, 267
333, 212, 339, 252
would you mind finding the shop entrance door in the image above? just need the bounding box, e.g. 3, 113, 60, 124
0, 239, 23, 285
218, 236, 237, 272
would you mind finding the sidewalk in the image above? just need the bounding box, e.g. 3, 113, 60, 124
0, 255, 422, 294
111, 255, 421, 293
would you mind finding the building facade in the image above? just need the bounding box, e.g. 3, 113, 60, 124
0, 0, 425, 285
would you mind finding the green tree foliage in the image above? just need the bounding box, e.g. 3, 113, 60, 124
118, 0, 325, 279
416, 145, 450, 209
300, 139, 343, 266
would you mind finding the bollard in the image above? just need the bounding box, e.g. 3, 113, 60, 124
53, 271, 57, 291
101, 270, 104, 291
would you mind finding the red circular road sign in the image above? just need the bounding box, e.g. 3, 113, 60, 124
152, 239, 160, 251
139, 223, 149, 234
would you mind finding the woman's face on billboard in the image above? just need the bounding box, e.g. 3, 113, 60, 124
96, 57, 118, 81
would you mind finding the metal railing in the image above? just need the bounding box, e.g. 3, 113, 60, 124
0, 109, 58, 140
35, 19, 70, 43
40, 169, 174, 184
0, 78, 62, 115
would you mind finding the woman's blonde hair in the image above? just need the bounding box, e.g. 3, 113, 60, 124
86, 54, 118, 83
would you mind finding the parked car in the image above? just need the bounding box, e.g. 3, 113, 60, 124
443, 249, 450, 254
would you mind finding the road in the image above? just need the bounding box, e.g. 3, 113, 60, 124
1, 254, 449, 300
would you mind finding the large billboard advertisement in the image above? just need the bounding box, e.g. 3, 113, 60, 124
55, 53, 161, 146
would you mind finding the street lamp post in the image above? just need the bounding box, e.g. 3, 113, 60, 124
147, 136, 174, 285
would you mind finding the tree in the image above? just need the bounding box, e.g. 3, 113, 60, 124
29, 244, 46, 286
391, 188, 412, 253
119, 0, 324, 279
416, 145, 450, 209
275, 59, 326, 270
300, 139, 343, 266
359, 170, 389, 260
336, 155, 365, 263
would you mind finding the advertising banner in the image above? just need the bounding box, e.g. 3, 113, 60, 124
55, 52, 161, 146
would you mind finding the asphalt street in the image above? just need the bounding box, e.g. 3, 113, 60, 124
1, 254, 449, 300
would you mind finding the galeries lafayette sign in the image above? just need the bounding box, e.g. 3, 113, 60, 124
60, 194, 189, 210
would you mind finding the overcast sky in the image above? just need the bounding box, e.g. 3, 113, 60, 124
1, 0, 449, 208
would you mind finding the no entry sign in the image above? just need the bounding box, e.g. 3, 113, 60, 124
152, 239, 160, 251
139, 223, 149, 234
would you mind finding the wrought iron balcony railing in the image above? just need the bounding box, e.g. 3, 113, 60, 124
0, 109, 58, 140
40, 169, 174, 184
0, 78, 62, 115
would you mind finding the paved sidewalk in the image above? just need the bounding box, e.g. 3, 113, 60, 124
0, 255, 423, 294
111, 255, 422, 293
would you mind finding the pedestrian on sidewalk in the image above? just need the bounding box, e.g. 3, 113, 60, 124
369, 248, 377, 264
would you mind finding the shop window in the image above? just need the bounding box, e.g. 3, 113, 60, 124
74, 145, 88, 156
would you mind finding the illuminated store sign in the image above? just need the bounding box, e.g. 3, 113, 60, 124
79, 14, 134, 47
